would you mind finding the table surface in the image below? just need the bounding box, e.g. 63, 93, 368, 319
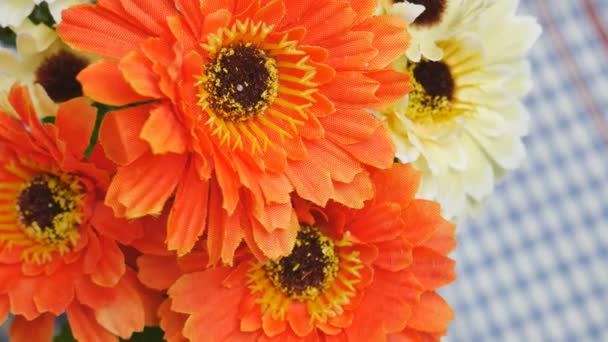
2, 0, 608, 341
442, 0, 608, 341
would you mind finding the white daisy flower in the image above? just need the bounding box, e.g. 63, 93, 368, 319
379, 0, 488, 62
0, 0, 88, 28
376, 0, 541, 219
0, 19, 92, 117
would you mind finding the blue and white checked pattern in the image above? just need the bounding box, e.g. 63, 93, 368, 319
442, 0, 608, 341
2, 0, 608, 341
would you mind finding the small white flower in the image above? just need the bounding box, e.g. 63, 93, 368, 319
379, 0, 488, 62
0, 19, 93, 117
375, 0, 542, 219
0, 0, 89, 28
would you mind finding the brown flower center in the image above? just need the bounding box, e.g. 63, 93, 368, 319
264, 225, 339, 300
394, 0, 448, 26
35, 50, 89, 102
413, 60, 454, 100
203, 44, 278, 122
16, 173, 84, 250
404, 60, 459, 123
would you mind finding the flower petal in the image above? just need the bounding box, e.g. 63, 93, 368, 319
9, 313, 55, 342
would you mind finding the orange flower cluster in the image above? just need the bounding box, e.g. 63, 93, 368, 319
0, 0, 457, 341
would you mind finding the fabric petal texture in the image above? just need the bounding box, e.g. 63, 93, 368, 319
58, 0, 412, 261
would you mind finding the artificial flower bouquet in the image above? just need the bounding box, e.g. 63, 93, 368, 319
0, 0, 540, 341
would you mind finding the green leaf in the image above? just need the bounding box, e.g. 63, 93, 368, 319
54, 322, 76, 342
121, 327, 165, 342
28, 2, 56, 27
0, 26, 16, 48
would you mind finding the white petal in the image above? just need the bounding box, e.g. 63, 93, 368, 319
0, 0, 35, 27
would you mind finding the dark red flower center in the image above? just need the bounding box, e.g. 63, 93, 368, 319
395, 0, 448, 26
35, 50, 89, 103
413, 60, 454, 100
265, 225, 339, 299
16, 173, 81, 233
204, 44, 278, 122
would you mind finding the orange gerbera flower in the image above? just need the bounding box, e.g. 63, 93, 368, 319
145, 164, 456, 341
57, 0, 411, 262
0, 85, 154, 341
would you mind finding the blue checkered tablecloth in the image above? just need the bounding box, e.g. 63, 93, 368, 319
442, 0, 608, 341
2, 0, 608, 341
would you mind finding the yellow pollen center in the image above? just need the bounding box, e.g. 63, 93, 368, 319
15, 173, 84, 261
264, 225, 339, 300
201, 43, 279, 122
247, 226, 364, 323
405, 60, 460, 124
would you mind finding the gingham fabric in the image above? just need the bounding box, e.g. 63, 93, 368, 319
442, 0, 608, 341
2, 0, 608, 341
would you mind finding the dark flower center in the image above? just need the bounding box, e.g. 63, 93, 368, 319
265, 225, 339, 299
17, 173, 80, 232
395, 0, 448, 26
35, 50, 89, 103
204, 44, 278, 122
413, 60, 454, 100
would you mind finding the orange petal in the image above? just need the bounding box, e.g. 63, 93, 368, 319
99, 103, 152, 165
401, 200, 445, 246
365, 70, 411, 108
334, 124, 394, 169
262, 313, 287, 337
120, 0, 177, 35
90, 236, 126, 287
354, 16, 409, 70
95, 271, 146, 339
137, 255, 182, 291
287, 302, 314, 337
159, 298, 189, 342
8, 278, 39, 320
167, 161, 210, 254
66, 303, 115, 342
9, 313, 55, 342
407, 292, 454, 333
374, 236, 413, 272
105, 152, 187, 218
421, 222, 457, 255
409, 247, 456, 290
140, 104, 188, 154
206, 204, 244, 265
321, 109, 381, 145
371, 164, 421, 208
331, 171, 373, 209
252, 211, 298, 260
74, 276, 115, 310
58, 4, 148, 59
91, 202, 145, 244
320, 72, 378, 108
325, 31, 376, 70
33, 267, 75, 315
55, 97, 97, 158
347, 203, 402, 243
0, 295, 8, 324
119, 50, 163, 98
78, 60, 149, 106
285, 158, 334, 206
347, 271, 423, 340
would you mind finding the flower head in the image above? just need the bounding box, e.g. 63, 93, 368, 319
378, 0, 488, 61
376, 0, 541, 218
156, 164, 456, 341
0, 85, 152, 341
0, 19, 93, 117
57, 0, 411, 263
